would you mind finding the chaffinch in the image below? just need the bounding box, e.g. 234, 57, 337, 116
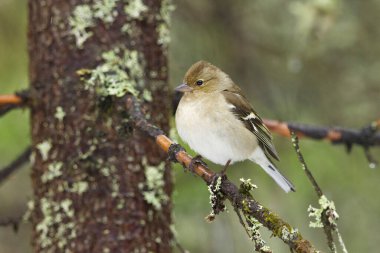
175, 61, 295, 192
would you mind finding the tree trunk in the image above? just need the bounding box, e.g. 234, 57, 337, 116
28, 0, 173, 252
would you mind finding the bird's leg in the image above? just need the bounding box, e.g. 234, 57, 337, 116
189, 154, 208, 173
221, 159, 232, 175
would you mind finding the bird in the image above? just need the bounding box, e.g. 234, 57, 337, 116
174, 60, 295, 193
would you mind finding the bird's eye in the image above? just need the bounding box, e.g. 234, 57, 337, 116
196, 79, 204, 86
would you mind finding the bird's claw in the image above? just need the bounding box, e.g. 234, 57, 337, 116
167, 143, 185, 163
189, 155, 208, 173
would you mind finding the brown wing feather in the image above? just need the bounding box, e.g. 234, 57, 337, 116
222, 89, 280, 161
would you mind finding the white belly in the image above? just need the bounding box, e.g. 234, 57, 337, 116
175, 93, 258, 165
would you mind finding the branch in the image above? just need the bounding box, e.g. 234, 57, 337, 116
0, 94, 23, 105
0, 91, 30, 116
126, 95, 319, 253
0, 215, 23, 233
264, 119, 380, 147
291, 133, 336, 252
0, 147, 31, 185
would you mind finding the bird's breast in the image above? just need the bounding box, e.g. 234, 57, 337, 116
175, 93, 257, 165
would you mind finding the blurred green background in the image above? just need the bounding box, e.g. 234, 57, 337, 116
1, 0, 379, 252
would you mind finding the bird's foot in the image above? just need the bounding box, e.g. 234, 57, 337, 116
220, 159, 232, 175
188, 155, 208, 173
167, 143, 185, 163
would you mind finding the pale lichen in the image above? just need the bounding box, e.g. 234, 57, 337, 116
69, 5, 95, 48
68, 181, 89, 195
308, 195, 339, 228
54, 106, 66, 122
23, 200, 35, 222
41, 161, 63, 183
36, 198, 54, 248
121, 23, 132, 35
61, 199, 74, 218
124, 0, 148, 19
280, 226, 299, 243
142, 89, 152, 102
245, 216, 271, 253
111, 176, 120, 197
36, 197, 77, 249
85, 47, 143, 97
69, 1, 121, 48
206, 176, 226, 222
157, 0, 175, 47
93, 0, 119, 23
140, 159, 168, 210
100, 166, 112, 177
157, 23, 171, 46
239, 177, 258, 192
36, 140, 52, 161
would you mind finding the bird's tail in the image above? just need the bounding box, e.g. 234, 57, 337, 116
250, 149, 295, 193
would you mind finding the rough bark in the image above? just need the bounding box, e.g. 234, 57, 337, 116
28, 0, 172, 252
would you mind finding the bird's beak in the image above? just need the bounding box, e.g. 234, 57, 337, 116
175, 83, 193, 93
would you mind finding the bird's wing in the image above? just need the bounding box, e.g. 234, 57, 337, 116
221, 89, 280, 161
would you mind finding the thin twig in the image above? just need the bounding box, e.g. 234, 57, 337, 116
0, 147, 31, 185
0, 105, 20, 117
0, 215, 23, 233
0, 91, 30, 117
126, 95, 319, 253
335, 228, 348, 253
233, 205, 250, 237
291, 133, 323, 197
264, 119, 380, 148
0, 94, 23, 105
291, 132, 337, 253
174, 240, 188, 253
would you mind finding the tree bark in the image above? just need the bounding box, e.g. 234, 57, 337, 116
28, 0, 172, 252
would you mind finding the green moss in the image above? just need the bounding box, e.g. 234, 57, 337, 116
124, 0, 148, 19
85, 47, 143, 97
36, 140, 52, 161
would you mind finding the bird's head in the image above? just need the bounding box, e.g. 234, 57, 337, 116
175, 61, 233, 94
